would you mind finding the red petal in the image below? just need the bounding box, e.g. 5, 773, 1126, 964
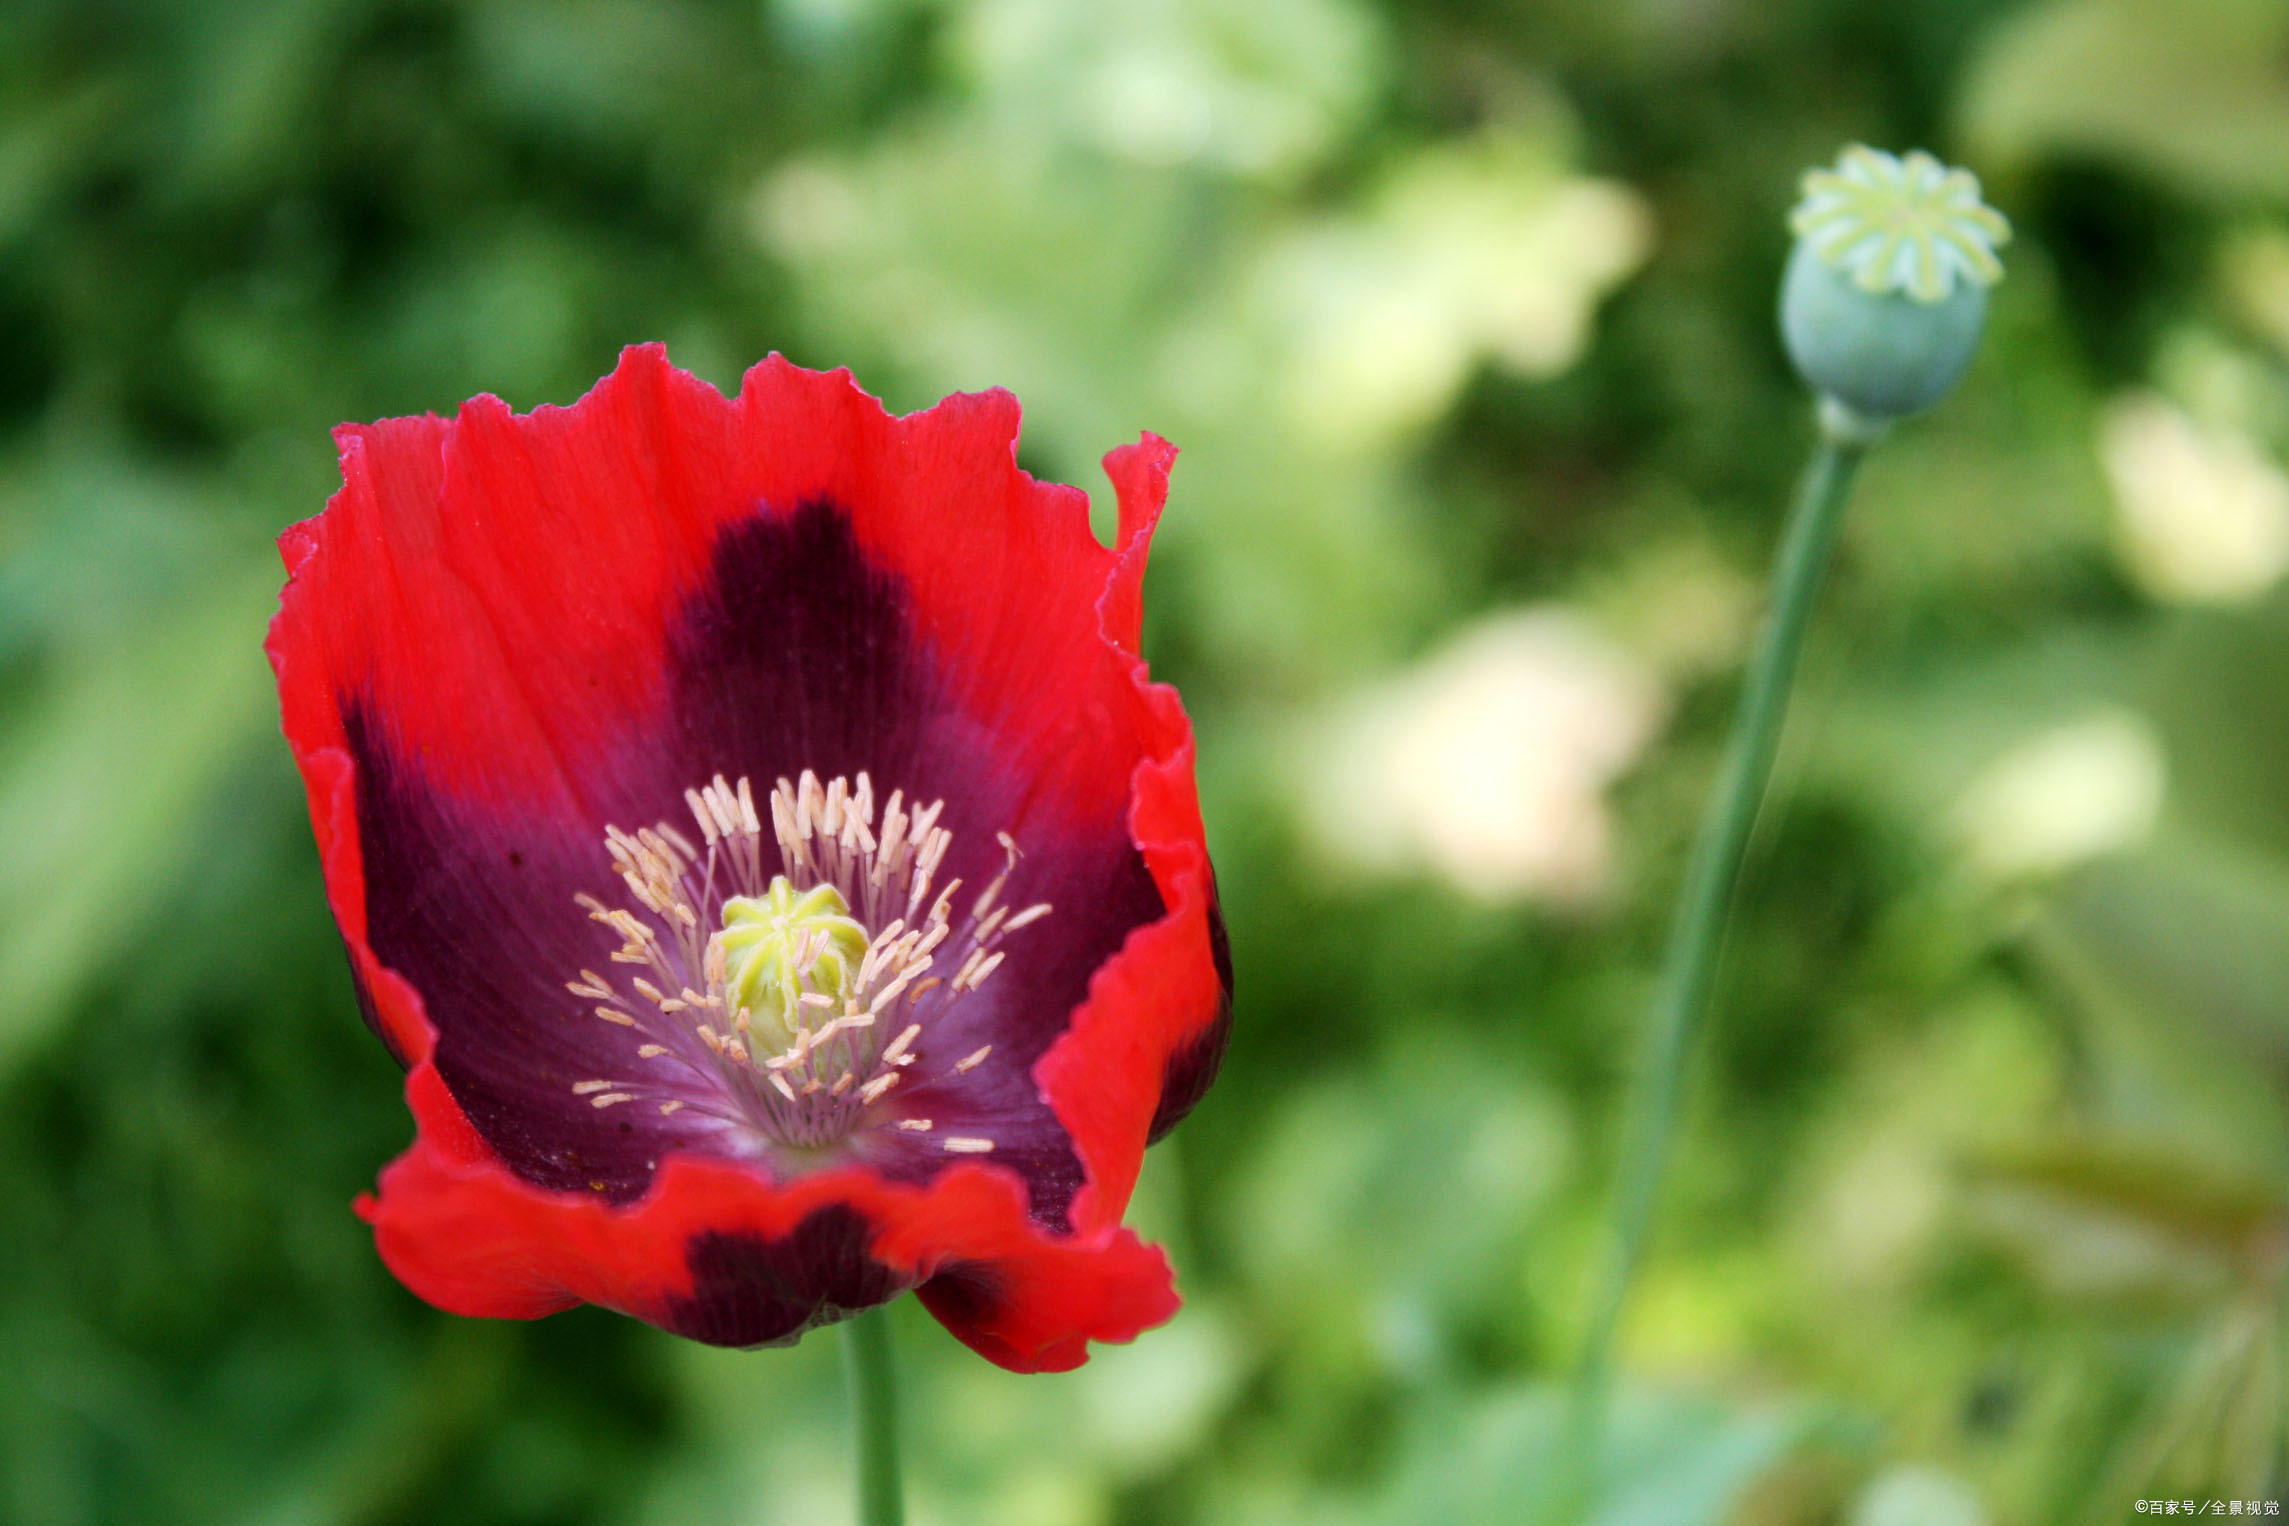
274, 348, 1227, 1366
357, 1052, 1175, 1368
1033, 441, 1227, 1230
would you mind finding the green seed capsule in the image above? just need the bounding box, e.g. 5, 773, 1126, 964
1778, 145, 2010, 427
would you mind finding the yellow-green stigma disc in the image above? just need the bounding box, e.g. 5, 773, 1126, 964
715, 878, 870, 1052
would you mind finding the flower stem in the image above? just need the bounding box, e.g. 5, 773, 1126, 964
843, 1306, 904, 1526
1555, 425, 1868, 1516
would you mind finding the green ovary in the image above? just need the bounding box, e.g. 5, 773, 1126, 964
715, 878, 871, 1053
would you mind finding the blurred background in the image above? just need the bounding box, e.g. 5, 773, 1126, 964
3, 0, 2286, 1520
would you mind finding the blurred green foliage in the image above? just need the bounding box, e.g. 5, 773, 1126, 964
3, 0, 2286, 1521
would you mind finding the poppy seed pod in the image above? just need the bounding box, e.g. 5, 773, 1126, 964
1779, 145, 2010, 430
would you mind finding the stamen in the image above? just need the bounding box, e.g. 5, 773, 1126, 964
874, 790, 908, 890
708, 778, 743, 840
684, 787, 718, 845
1002, 903, 1052, 933
567, 771, 1056, 1156
952, 947, 1005, 992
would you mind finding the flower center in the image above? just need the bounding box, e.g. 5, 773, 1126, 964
717, 879, 869, 1056
563, 771, 1049, 1157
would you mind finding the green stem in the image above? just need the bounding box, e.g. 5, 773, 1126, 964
1554, 425, 1868, 1517
843, 1306, 904, 1526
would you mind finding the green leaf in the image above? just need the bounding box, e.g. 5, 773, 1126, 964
2053, 839, 2289, 1073
1962, 0, 2289, 201
1365, 1386, 1811, 1526
0, 555, 279, 1077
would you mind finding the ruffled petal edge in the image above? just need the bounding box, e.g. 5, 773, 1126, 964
270, 349, 1227, 1367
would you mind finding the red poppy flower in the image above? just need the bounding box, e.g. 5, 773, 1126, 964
268, 346, 1230, 1372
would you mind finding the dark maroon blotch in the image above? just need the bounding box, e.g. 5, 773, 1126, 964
664, 1205, 911, 1347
